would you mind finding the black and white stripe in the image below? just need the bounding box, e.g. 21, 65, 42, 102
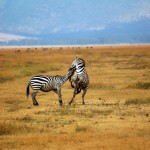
68, 57, 89, 105
26, 68, 75, 106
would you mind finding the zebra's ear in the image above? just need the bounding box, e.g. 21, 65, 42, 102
75, 56, 78, 60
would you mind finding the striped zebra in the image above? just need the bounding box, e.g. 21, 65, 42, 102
68, 57, 89, 105
26, 67, 75, 106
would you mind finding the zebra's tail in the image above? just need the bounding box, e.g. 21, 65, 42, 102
26, 82, 30, 99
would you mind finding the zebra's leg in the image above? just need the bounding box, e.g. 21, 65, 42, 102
56, 88, 63, 106
31, 91, 39, 106
76, 82, 82, 94
75, 77, 80, 94
76, 76, 83, 94
75, 82, 79, 94
69, 88, 77, 105
82, 88, 87, 105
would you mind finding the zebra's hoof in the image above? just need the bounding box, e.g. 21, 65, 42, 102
33, 103, 39, 106
69, 101, 73, 105
59, 101, 63, 106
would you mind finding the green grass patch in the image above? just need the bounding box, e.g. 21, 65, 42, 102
19, 64, 60, 77
0, 59, 61, 83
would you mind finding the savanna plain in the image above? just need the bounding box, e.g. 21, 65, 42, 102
0, 45, 150, 150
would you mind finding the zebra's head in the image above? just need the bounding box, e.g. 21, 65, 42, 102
69, 57, 85, 71
67, 65, 76, 78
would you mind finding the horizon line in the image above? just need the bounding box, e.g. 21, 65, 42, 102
0, 43, 150, 49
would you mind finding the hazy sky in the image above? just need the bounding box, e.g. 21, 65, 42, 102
0, 0, 150, 44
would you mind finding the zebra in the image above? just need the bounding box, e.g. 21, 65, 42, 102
26, 67, 76, 106
68, 57, 89, 105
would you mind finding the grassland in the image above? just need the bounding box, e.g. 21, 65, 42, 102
0, 45, 150, 150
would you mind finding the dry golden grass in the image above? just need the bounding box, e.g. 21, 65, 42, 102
0, 45, 150, 150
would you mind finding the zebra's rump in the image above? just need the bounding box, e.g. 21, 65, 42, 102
30, 76, 51, 91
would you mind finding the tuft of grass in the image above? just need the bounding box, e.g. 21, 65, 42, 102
75, 109, 113, 118
92, 109, 113, 116
129, 81, 150, 90
0, 76, 14, 83
54, 107, 76, 116
20, 115, 33, 122
90, 82, 114, 90
6, 99, 24, 112
0, 121, 32, 135
0, 122, 16, 135
75, 125, 87, 132
124, 98, 150, 105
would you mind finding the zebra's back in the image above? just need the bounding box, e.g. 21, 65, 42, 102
30, 75, 64, 92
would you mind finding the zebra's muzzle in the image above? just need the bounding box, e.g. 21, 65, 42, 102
68, 66, 76, 71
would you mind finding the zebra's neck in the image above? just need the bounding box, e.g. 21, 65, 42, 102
61, 73, 71, 83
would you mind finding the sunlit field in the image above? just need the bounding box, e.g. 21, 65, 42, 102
0, 45, 150, 150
